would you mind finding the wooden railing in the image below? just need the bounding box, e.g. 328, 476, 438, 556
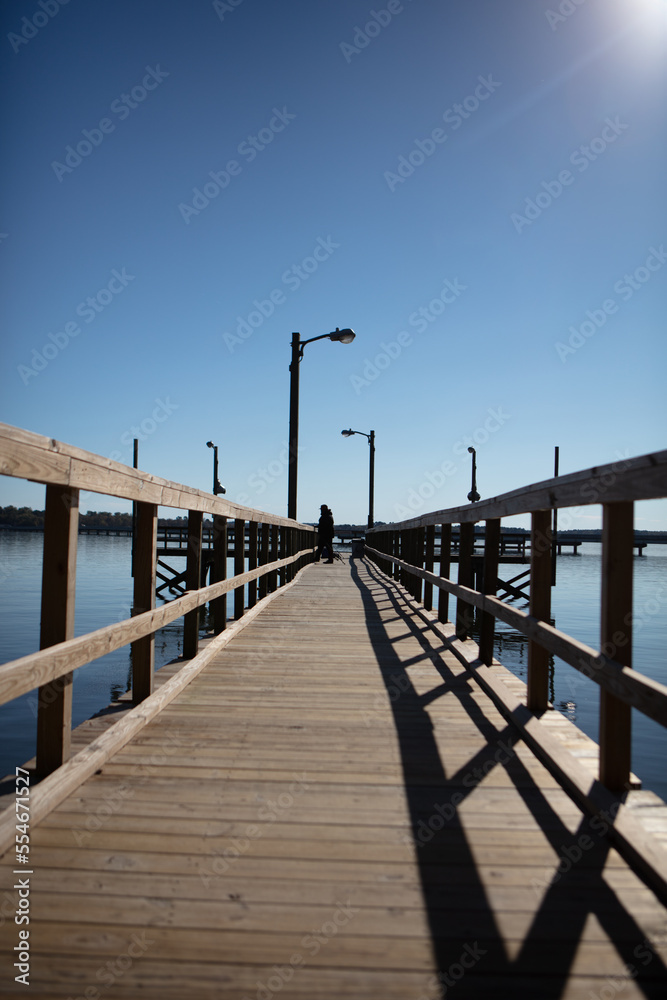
0, 423, 316, 777
365, 449, 667, 794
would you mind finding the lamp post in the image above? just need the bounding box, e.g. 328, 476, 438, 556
341, 428, 375, 529
288, 328, 355, 520
206, 441, 226, 495
467, 446, 480, 503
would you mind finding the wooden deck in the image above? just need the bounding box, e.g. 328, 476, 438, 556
2, 555, 667, 998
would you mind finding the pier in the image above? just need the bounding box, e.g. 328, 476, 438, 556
1, 424, 667, 997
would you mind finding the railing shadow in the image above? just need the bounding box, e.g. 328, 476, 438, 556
349, 554, 667, 997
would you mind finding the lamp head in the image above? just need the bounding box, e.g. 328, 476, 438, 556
341, 429, 355, 437
467, 446, 475, 455
206, 441, 214, 449
329, 327, 355, 344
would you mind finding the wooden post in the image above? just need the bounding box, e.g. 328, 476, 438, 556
414, 527, 424, 603
183, 509, 203, 659
438, 524, 452, 624
211, 515, 227, 634
424, 525, 435, 611
392, 531, 400, 581
455, 522, 475, 639
131, 502, 157, 703
247, 521, 258, 607
278, 527, 286, 587
599, 501, 633, 791
36, 484, 79, 776
234, 518, 245, 619
269, 525, 278, 592
479, 518, 500, 666
258, 523, 269, 599
527, 509, 552, 712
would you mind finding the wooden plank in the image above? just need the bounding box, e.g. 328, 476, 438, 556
423, 524, 435, 611
183, 509, 203, 658
211, 515, 227, 634
599, 501, 633, 791
363, 544, 667, 728
0, 571, 309, 854
479, 517, 500, 666
234, 518, 245, 619
36, 484, 78, 775
455, 521, 474, 639
0, 422, 318, 529
131, 501, 157, 703
0, 550, 309, 706
527, 509, 551, 712
375, 447, 667, 527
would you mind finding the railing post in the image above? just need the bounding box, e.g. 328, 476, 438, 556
455, 522, 475, 639
438, 524, 451, 623
269, 525, 279, 591
131, 502, 157, 703
234, 518, 245, 619
599, 501, 633, 791
247, 521, 258, 607
479, 518, 500, 666
423, 525, 435, 611
211, 515, 227, 634
392, 530, 399, 581
527, 509, 552, 712
278, 527, 286, 587
414, 527, 424, 603
258, 523, 269, 599
36, 484, 79, 776
183, 509, 203, 659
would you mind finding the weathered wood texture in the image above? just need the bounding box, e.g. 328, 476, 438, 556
379, 448, 667, 527
1, 557, 666, 998
0, 422, 314, 528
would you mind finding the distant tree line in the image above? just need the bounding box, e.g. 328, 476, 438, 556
0, 507, 211, 530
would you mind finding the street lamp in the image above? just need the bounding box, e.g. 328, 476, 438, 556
467, 446, 480, 503
341, 429, 375, 529
206, 441, 226, 495
288, 328, 355, 520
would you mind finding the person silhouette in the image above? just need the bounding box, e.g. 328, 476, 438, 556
315, 504, 335, 563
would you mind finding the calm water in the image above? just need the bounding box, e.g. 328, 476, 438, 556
0, 534, 666, 801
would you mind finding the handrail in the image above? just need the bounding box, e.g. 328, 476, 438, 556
366, 448, 667, 793
0, 423, 316, 776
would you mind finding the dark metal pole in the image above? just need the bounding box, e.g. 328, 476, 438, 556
467, 447, 480, 503
368, 430, 375, 529
213, 445, 219, 495
287, 333, 300, 520
131, 438, 138, 577
552, 445, 559, 585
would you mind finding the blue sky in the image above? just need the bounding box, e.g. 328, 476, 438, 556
1, 0, 665, 528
